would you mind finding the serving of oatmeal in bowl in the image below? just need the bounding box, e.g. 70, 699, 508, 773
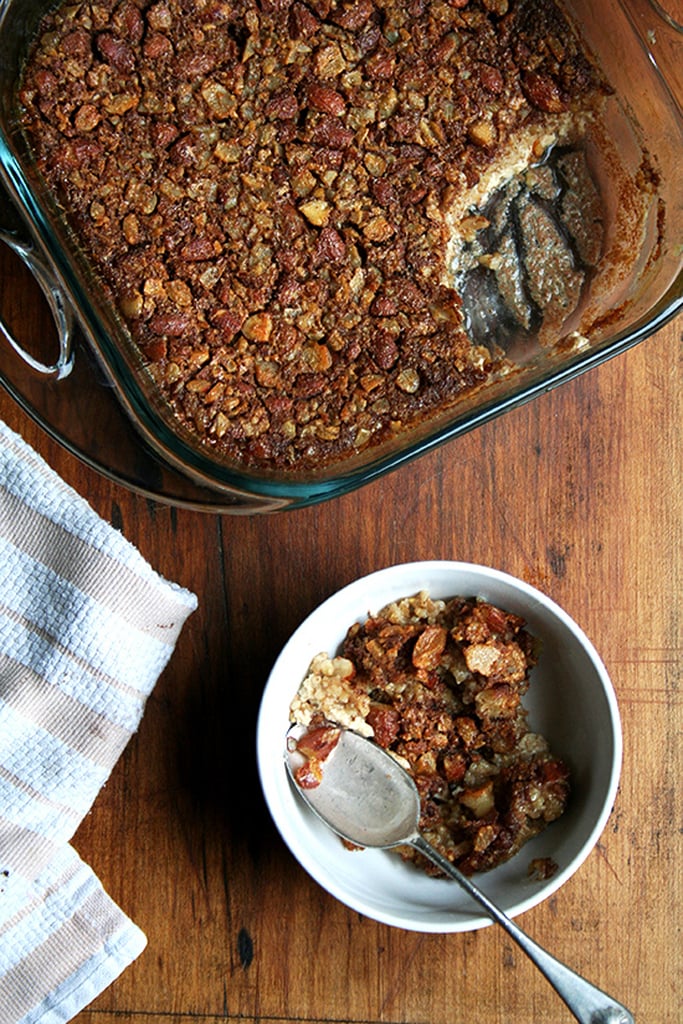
257, 561, 622, 932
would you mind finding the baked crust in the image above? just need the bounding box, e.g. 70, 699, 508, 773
19, 0, 609, 471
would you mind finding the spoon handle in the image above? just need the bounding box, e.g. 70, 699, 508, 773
410, 835, 634, 1024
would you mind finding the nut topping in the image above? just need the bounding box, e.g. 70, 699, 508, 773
19, 0, 610, 471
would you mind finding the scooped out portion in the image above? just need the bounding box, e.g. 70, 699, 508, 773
452, 145, 606, 358
290, 591, 569, 877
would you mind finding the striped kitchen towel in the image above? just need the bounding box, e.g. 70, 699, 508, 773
0, 420, 198, 1024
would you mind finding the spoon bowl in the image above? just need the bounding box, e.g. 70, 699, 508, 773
286, 727, 633, 1024
286, 725, 420, 848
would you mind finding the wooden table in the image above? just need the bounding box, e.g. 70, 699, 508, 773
0, 243, 681, 1023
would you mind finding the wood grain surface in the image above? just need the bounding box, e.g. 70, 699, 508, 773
0, 239, 681, 1023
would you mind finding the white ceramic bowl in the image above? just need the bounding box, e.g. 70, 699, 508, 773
257, 561, 622, 933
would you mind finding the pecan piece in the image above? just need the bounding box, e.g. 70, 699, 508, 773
315, 226, 346, 262
96, 33, 136, 74
181, 237, 219, 261
521, 70, 567, 113
288, 2, 320, 38
307, 83, 347, 116
266, 90, 299, 120
310, 114, 355, 148
478, 63, 504, 94
143, 32, 173, 59
149, 313, 192, 337
371, 329, 399, 369
366, 704, 401, 748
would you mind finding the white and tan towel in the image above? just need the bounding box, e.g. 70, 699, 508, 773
0, 420, 198, 1024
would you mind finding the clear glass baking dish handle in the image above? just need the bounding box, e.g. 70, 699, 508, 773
0, 226, 75, 380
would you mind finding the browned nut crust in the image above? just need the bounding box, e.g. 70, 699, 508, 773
18, 0, 608, 471
292, 591, 570, 876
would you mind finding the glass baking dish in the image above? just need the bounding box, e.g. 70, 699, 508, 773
0, 0, 680, 513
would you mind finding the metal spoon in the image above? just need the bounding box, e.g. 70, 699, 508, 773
285, 727, 633, 1024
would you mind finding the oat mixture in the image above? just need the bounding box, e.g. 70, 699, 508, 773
290, 591, 569, 876
18, 0, 609, 471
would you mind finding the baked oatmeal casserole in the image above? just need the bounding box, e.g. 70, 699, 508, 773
290, 592, 570, 876
18, 0, 616, 472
